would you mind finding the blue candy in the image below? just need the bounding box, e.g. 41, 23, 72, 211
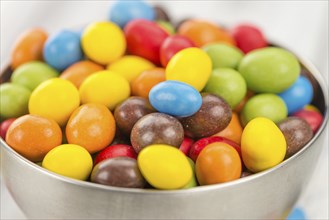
286, 207, 307, 220
279, 76, 313, 114
109, 0, 155, 28
43, 30, 83, 71
149, 80, 202, 117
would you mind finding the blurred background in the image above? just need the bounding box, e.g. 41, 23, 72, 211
1, 1, 328, 219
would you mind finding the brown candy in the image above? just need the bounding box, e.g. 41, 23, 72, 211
114, 97, 155, 136
130, 113, 184, 153
278, 117, 313, 159
91, 157, 146, 188
153, 5, 171, 22
180, 93, 232, 139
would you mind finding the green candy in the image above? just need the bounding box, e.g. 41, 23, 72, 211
241, 93, 288, 126
203, 43, 243, 69
0, 83, 31, 120
156, 20, 175, 35
11, 61, 59, 91
182, 157, 198, 189
238, 47, 300, 93
203, 68, 247, 108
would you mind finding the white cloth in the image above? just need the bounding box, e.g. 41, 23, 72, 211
1, 1, 328, 219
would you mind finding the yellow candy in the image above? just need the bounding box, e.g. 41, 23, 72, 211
166, 47, 212, 91
304, 104, 320, 113
241, 117, 286, 172
107, 55, 155, 83
138, 144, 192, 190
29, 78, 80, 126
42, 144, 93, 180
82, 21, 126, 65
79, 70, 130, 110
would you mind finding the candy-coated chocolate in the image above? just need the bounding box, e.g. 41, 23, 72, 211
130, 113, 184, 153
179, 137, 194, 156
60, 61, 104, 88
238, 47, 300, 93
131, 67, 166, 98
278, 117, 313, 158
153, 5, 171, 22
137, 144, 192, 189
231, 24, 267, 53
66, 103, 116, 154
11, 28, 48, 70
42, 144, 93, 180
0, 83, 31, 119
0, 118, 16, 140
241, 93, 287, 127
196, 142, 241, 185
109, 0, 155, 28
203, 68, 247, 108
29, 78, 80, 126
44, 30, 83, 71
91, 157, 146, 188
114, 97, 155, 135
166, 47, 212, 91
149, 80, 202, 117
182, 157, 198, 189
82, 22, 126, 65
79, 70, 130, 110
11, 61, 59, 91
124, 19, 169, 65
180, 93, 232, 139
213, 112, 243, 144
279, 76, 313, 114
292, 109, 323, 133
94, 144, 137, 165
160, 35, 195, 67
189, 136, 241, 162
241, 117, 286, 172
6, 114, 62, 162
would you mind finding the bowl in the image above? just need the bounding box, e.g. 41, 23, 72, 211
1, 49, 328, 219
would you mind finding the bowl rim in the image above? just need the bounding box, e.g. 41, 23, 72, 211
1, 50, 328, 195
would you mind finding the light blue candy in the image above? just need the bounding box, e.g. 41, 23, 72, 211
279, 76, 313, 114
286, 207, 307, 220
149, 80, 202, 117
109, 0, 155, 28
43, 30, 83, 71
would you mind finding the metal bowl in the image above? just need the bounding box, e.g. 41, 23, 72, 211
0, 53, 328, 219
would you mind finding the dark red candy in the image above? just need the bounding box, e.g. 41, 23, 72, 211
180, 93, 232, 139
231, 24, 267, 54
0, 118, 16, 139
292, 109, 323, 133
91, 157, 146, 188
189, 136, 241, 162
114, 97, 155, 136
94, 144, 137, 165
130, 112, 184, 153
278, 117, 313, 158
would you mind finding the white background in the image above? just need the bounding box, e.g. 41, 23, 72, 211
1, 1, 328, 219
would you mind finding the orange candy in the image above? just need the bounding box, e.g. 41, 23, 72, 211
131, 68, 166, 98
233, 90, 254, 113
60, 61, 104, 88
178, 20, 235, 47
213, 112, 243, 144
5, 114, 62, 162
66, 103, 116, 154
11, 28, 48, 70
195, 142, 241, 185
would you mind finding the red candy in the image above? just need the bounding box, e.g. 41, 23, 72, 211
124, 19, 169, 65
292, 109, 323, 133
160, 35, 195, 67
94, 144, 137, 165
189, 136, 241, 162
179, 137, 194, 155
0, 118, 16, 140
231, 24, 267, 53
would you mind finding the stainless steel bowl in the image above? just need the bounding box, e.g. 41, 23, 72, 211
0, 54, 328, 219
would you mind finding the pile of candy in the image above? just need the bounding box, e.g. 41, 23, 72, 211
0, 1, 324, 190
